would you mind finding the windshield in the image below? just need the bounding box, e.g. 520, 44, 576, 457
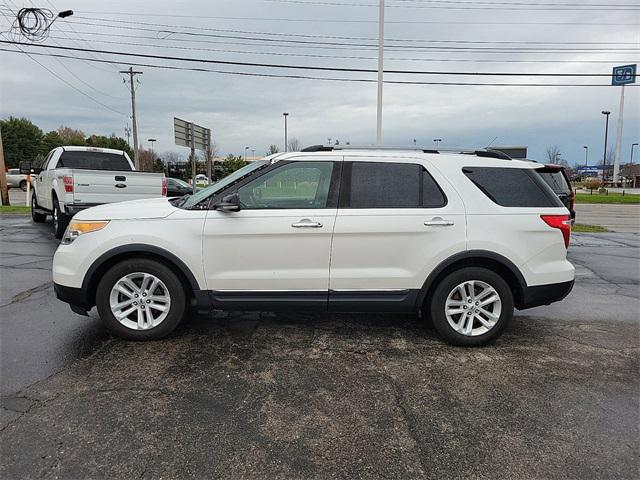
181, 160, 269, 208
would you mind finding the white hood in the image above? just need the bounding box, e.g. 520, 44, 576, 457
73, 197, 177, 221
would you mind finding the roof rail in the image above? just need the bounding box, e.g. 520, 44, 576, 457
299, 144, 512, 159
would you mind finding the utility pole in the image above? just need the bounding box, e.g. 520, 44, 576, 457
0, 127, 9, 206
376, 0, 385, 145
583, 145, 588, 168
189, 122, 196, 193
283, 112, 289, 152
120, 67, 143, 169
206, 142, 212, 182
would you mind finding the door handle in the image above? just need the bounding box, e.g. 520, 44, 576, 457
292, 219, 323, 228
424, 217, 454, 227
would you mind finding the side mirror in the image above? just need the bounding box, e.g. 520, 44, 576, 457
214, 193, 241, 212
19, 161, 38, 175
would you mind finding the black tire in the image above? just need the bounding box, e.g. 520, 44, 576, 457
52, 198, 69, 239
19, 180, 27, 192
96, 258, 187, 340
429, 267, 513, 347
31, 192, 47, 223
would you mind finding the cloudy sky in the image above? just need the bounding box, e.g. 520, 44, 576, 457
1, 0, 639, 165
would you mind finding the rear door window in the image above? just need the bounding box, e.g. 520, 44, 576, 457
345, 162, 446, 208
537, 169, 571, 194
463, 166, 563, 208
56, 151, 132, 171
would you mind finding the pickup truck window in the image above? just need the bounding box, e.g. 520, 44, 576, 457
56, 151, 133, 171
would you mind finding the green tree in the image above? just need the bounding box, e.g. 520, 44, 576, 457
222, 154, 246, 176
0, 117, 44, 167
85, 134, 132, 157
40, 130, 63, 155
153, 158, 165, 173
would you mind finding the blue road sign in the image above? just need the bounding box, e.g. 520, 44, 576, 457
612, 64, 637, 86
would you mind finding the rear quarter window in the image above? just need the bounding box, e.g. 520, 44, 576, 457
537, 170, 571, 194
463, 166, 563, 208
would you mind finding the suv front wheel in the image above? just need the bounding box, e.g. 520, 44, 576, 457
429, 267, 513, 347
96, 258, 188, 340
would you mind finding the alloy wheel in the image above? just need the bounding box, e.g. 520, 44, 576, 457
109, 272, 172, 330
445, 280, 502, 336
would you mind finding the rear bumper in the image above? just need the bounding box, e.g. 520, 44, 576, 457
54, 283, 91, 315
517, 280, 574, 310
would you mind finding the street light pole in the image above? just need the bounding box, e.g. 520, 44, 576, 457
148, 138, 156, 158
631, 143, 638, 165
433, 138, 442, 146
283, 112, 289, 152
251, 149, 255, 161
583, 145, 588, 168
601, 110, 611, 182
375, 0, 385, 145
244, 146, 249, 161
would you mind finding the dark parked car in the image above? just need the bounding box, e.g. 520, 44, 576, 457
537, 165, 575, 221
166, 177, 195, 197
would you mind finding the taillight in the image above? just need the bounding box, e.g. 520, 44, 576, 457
161, 177, 167, 196
569, 189, 575, 211
63, 175, 73, 193
541, 214, 571, 248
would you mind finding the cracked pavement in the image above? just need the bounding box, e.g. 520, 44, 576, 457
1, 215, 638, 479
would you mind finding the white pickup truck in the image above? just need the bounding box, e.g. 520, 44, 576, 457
28, 146, 167, 238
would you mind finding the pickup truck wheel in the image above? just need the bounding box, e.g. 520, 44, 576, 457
19, 180, 27, 191
429, 267, 513, 347
96, 258, 187, 340
31, 193, 47, 223
52, 199, 68, 239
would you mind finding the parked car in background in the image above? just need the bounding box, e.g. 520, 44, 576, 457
537, 164, 575, 221
195, 174, 209, 185
166, 177, 198, 197
6, 168, 32, 191
26, 146, 167, 238
52, 146, 574, 347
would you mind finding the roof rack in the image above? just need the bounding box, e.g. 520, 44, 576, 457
300, 144, 512, 160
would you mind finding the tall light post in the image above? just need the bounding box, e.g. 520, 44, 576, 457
283, 112, 289, 152
602, 110, 611, 181
244, 146, 249, 161
583, 145, 588, 168
631, 143, 638, 165
148, 138, 156, 158
376, 0, 385, 145
433, 138, 442, 147
251, 149, 256, 161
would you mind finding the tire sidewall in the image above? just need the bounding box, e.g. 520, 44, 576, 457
96, 258, 187, 340
31, 193, 46, 222
430, 267, 514, 347
20, 180, 27, 191
52, 199, 68, 238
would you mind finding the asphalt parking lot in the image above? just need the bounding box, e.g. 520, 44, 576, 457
1, 214, 638, 479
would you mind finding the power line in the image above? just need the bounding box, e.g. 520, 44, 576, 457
1, 47, 628, 87
46, 34, 635, 65
45, 9, 639, 25
0, 40, 126, 116
1, 41, 624, 77
265, 0, 640, 9
61, 14, 636, 46
53, 18, 639, 52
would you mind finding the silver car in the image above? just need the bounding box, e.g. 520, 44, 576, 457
6, 168, 33, 191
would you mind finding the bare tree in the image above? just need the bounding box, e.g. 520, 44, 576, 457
267, 144, 279, 155
287, 137, 301, 152
161, 151, 183, 164
545, 145, 562, 164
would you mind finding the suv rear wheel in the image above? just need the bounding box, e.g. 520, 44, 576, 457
429, 267, 513, 347
96, 258, 188, 340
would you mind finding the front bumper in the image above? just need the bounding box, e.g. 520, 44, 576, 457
517, 280, 574, 310
54, 283, 91, 316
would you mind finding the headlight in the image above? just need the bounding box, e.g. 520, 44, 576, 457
61, 221, 109, 245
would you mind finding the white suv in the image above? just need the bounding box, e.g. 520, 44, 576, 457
52, 147, 574, 346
